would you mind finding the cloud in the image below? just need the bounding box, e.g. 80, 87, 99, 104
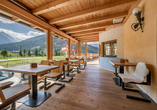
0, 28, 45, 41
27, 31, 44, 37
0, 16, 15, 24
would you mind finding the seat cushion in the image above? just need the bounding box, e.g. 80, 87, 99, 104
118, 73, 143, 83
133, 62, 149, 82
44, 72, 61, 78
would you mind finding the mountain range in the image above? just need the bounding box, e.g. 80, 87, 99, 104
0, 32, 19, 44
0, 32, 99, 53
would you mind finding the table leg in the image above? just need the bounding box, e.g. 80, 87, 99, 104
59, 64, 73, 82
113, 66, 132, 88
29, 75, 37, 98
24, 75, 51, 107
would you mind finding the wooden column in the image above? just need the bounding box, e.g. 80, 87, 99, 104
99, 43, 101, 56
77, 41, 81, 56
47, 29, 53, 60
85, 42, 87, 58
68, 39, 71, 58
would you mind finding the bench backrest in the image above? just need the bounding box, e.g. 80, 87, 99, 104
133, 62, 149, 82
53, 61, 63, 74
0, 87, 5, 103
41, 60, 49, 65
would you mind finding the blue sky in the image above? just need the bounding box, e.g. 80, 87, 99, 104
0, 16, 45, 41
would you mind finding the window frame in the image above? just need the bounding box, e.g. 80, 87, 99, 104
103, 40, 117, 57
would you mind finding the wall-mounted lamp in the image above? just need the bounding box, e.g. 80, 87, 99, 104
131, 7, 144, 32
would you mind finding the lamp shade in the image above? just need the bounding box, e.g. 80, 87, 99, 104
132, 7, 142, 15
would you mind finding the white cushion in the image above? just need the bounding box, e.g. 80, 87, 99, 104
118, 73, 143, 83
133, 62, 149, 82
118, 62, 149, 83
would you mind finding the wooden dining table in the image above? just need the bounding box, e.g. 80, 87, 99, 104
109, 61, 136, 87
1, 64, 58, 107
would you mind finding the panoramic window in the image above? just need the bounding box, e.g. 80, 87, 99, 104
0, 15, 47, 83
87, 42, 99, 59
104, 40, 117, 57
53, 36, 67, 60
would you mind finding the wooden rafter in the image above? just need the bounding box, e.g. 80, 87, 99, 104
59, 12, 128, 30
75, 35, 99, 39
69, 28, 105, 35
79, 39, 99, 42
66, 22, 123, 34
77, 36, 99, 40
49, 0, 137, 24
71, 33, 99, 37
32, 0, 82, 15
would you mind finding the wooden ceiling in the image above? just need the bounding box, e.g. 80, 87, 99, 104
8, 0, 140, 42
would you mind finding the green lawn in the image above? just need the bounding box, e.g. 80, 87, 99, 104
0, 56, 66, 68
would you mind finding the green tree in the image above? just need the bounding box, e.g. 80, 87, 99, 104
19, 45, 23, 56
10, 54, 12, 59
40, 50, 44, 57
23, 49, 27, 57
35, 48, 38, 56
39, 48, 41, 56
28, 50, 31, 56
1, 48, 8, 58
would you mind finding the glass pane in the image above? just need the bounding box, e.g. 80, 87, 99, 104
104, 43, 111, 55
87, 42, 99, 59
112, 43, 117, 56
71, 42, 77, 56
53, 36, 67, 60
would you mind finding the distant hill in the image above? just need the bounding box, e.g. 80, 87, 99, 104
0, 32, 17, 44
0, 34, 99, 53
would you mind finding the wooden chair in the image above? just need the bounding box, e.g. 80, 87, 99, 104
72, 58, 80, 73
79, 59, 85, 70
38, 60, 51, 89
59, 60, 73, 82
119, 62, 151, 102
43, 61, 65, 92
0, 81, 14, 89
0, 84, 30, 110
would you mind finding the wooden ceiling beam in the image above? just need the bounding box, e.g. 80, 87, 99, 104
77, 37, 99, 40
59, 12, 128, 30
69, 28, 105, 36
67, 22, 123, 34
71, 33, 99, 37
32, 0, 82, 15
74, 35, 99, 38
79, 39, 99, 42
49, 0, 137, 24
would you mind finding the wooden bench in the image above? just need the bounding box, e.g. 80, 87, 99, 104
0, 81, 14, 89
0, 84, 31, 110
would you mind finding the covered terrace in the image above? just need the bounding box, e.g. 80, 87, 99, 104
0, 0, 157, 110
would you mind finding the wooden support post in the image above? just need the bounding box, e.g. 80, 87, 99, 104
99, 43, 101, 56
47, 29, 53, 60
85, 42, 87, 58
68, 39, 71, 58
77, 41, 81, 56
